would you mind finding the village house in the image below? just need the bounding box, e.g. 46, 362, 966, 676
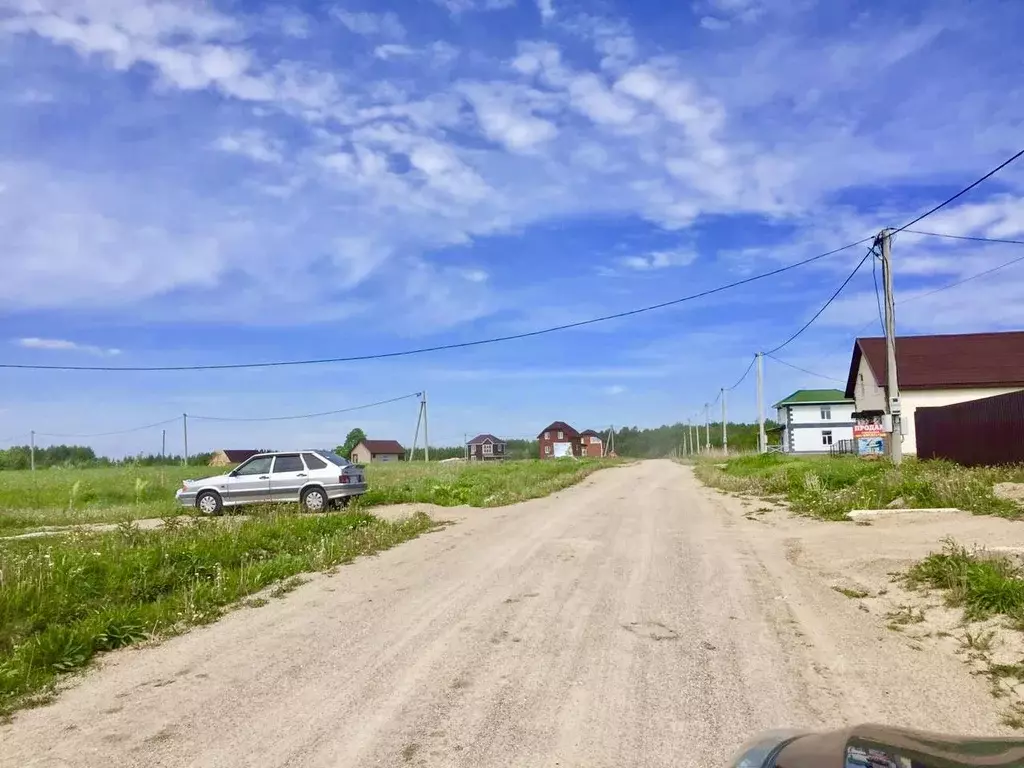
579, 429, 605, 457
350, 439, 406, 463
537, 421, 582, 459
466, 434, 506, 461
771, 390, 855, 454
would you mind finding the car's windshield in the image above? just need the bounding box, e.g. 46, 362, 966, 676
318, 450, 351, 467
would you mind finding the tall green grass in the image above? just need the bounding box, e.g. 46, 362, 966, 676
0, 511, 436, 715
907, 540, 1024, 627
696, 453, 1024, 520
0, 459, 618, 533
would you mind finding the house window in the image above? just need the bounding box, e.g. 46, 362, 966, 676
544, 444, 552, 455
482, 443, 493, 455
821, 430, 833, 446
820, 405, 832, 420
544, 432, 550, 439
557, 430, 564, 440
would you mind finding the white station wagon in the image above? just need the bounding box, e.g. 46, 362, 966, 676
176, 450, 368, 515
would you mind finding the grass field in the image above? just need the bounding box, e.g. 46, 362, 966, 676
0, 459, 618, 534
696, 453, 1024, 520
0, 510, 436, 716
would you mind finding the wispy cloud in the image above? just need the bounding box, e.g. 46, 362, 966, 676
15, 338, 121, 356
331, 10, 406, 39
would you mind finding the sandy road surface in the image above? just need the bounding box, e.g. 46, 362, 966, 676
1, 461, 1010, 767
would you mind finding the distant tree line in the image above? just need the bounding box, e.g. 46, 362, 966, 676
0, 445, 213, 471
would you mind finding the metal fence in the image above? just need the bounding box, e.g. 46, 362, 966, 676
829, 439, 857, 457
915, 389, 1024, 467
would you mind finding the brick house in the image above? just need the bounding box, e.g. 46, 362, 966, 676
579, 429, 604, 457
467, 433, 506, 461
537, 421, 581, 459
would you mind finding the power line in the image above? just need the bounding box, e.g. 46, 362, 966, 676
892, 148, 1024, 234
851, 247, 1024, 336
36, 417, 181, 439
726, 355, 757, 391
764, 245, 874, 356
765, 353, 844, 383
0, 237, 873, 372
900, 252, 1024, 305
904, 230, 1024, 247
189, 392, 422, 422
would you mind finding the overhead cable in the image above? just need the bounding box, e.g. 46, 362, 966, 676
189, 392, 422, 422
0, 238, 873, 372
764, 246, 874, 356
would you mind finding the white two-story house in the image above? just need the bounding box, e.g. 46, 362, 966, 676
772, 389, 855, 454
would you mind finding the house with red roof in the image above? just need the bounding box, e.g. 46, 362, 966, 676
350, 439, 406, 463
844, 331, 1024, 455
537, 421, 582, 459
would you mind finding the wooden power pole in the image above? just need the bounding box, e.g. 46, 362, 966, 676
878, 229, 902, 465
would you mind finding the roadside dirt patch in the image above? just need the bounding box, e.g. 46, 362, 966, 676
995, 483, 1024, 509
704, 483, 1024, 728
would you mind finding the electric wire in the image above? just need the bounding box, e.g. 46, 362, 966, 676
765, 353, 844, 383
0, 238, 874, 372
891, 148, 1024, 234
188, 392, 422, 422
726, 355, 757, 391
763, 245, 874, 356
35, 417, 181, 439
903, 230, 1024, 247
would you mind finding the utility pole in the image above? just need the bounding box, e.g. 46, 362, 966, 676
30, 430, 35, 472
423, 390, 429, 462
182, 413, 189, 466
683, 423, 689, 456
756, 352, 766, 454
690, 421, 697, 455
161, 429, 166, 459
464, 433, 468, 461
721, 388, 728, 455
704, 403, 710, 452
878, 229, 902, 465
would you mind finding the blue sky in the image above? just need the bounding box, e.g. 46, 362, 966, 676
2, 0, 1024, 457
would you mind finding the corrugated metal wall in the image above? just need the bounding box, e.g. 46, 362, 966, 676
914, 389, 1024, 466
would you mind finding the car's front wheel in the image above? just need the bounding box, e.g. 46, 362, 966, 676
300, 486, 327, 513
196, 490, 223, 516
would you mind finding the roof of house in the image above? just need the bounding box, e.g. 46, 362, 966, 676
221, 449, 270, 462
844, 332, 1024, 397
772, 389, 852, 408
467, 433, 503, 444
537, 421, 579, 439
357, 439, 406, 455
580, 429, 603, 438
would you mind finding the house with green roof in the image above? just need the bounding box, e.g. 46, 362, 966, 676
771, 389, 855, 454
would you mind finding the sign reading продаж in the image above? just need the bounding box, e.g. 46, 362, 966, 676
854, 416, 885, 456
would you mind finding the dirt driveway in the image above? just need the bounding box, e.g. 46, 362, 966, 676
0, 460, 1014, 767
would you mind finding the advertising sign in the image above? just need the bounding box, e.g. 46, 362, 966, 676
854, 416, 885, 456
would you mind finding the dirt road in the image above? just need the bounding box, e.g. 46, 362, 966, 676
0, 461, 1010, 767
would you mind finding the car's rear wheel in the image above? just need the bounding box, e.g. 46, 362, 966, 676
196, 490, 223, 516
301, 486, 327, 513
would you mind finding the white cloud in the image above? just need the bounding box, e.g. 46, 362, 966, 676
700, 16, 730, 30
460, 268, 489, 283
693, 0, 764, 25
15, 338, 121, 356
619, 249, 698, 271
373, 44, 416, 60
331, 10, 405, 39
459, 83, 559, 152
603, 384, 627, 395
536, 0, 555, 22
434, 0, 517, 14
213, 130, 283, 163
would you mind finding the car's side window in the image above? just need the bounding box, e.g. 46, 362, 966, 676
235, 457, 273, 476
272, 454, 304, 473
302, 453, 327, 470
